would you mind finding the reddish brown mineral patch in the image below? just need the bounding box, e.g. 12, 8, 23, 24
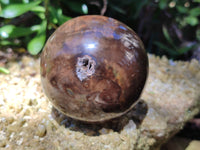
40, 15, 148, 122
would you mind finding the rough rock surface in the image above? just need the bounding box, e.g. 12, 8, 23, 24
0, 54, 200, 150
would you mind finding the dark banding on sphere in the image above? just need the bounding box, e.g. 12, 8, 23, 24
40, 15, 149, 123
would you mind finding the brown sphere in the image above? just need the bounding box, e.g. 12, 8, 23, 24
40, 15, 148, 123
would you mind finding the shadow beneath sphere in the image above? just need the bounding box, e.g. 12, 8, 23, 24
51, 99, 148, 136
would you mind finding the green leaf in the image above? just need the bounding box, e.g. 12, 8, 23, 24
176, 6, 188, 14
194, 0, 200, 3
159, 0, 168, 10
177, 45, 194, 55
49, 6, 58, 24
0, 0, 9, 5
0, 0, 42, 18
0, 25, 38, 39
49, 6, 71, 25
82, 4, 88, 14
154, 41, 178, 56
0, 67, 10, 74
185, 16, 199, 26
65, 1, 83, 14
0, 0, 21, 5
109, 4, 126, 14
189, 8, 200, 17
22, 0, 30, 4
58, 15, 71, 25
33, 11, 45, 19
0, 40, 20, 46
31, 6, 45, 13
162, 26, 177, 50
130, 0, 148, 18
28, 33, 46, 55
196, 28, 200, 41
28, 21, 47, 55
57, 9, 71, 25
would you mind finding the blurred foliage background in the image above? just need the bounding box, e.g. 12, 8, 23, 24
0, 0, 200, 61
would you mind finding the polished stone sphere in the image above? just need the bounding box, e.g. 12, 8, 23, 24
40, 15, 148, 122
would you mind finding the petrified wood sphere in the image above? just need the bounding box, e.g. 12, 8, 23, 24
40, 15, 148, 122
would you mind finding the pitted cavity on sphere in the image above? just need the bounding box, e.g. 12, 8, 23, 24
76, 55, 96, 81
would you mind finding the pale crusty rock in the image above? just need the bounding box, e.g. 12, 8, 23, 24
0, 54, 199, 150
186, 140, 200, 150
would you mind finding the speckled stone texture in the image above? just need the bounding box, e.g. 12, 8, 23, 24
0, 54, 200, 150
